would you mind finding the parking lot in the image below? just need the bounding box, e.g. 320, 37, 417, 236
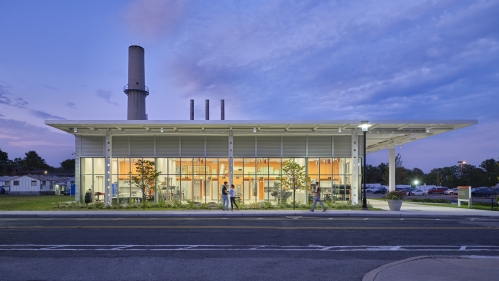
367, 191, 496, 204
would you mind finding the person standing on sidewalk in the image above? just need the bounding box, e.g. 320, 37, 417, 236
229, 184, 239, 211
221, 181, 229, 211
311, 181, 326, 212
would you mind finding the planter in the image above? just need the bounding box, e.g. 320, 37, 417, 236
387, 199, 403, 211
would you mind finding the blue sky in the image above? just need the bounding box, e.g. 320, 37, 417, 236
0, 0, 497, 172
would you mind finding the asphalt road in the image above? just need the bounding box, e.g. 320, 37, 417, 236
1, 216, 499, 281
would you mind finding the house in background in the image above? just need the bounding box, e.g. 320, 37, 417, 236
0, 175, 73, 195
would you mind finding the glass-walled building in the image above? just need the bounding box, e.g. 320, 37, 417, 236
80, 156, 354, 205
46, 120, 477, 206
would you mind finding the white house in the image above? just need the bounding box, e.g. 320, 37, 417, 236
0, 175, 72, 195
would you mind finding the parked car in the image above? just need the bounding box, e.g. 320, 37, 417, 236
427, 187, 447, 194
366, 187, 378, 193
472, 188, 498, 197
406, 189, 426, 196
444, 188, 458, 195
373, 188, 387, 194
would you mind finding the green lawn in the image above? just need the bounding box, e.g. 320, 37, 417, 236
0, 195, 73, 210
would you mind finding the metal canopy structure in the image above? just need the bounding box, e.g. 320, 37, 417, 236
46, 120, 477, 154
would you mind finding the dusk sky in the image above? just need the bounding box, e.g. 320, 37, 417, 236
0, 0, 498, 173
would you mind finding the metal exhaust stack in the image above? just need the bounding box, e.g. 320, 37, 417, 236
190, 99, 194, 120
205, 99, 209, 120
221, 99, 225, 120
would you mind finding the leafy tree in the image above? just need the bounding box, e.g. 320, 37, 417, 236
0, 148, 9, 173
395, 153, 403, 168
278, 159, 308, 209
366, 164, 382, 183
479, 158, 499, 187
60, 159, 75, 170
128, 159, 161, 209
23, 150, 50, 171
0, 148, 8, 164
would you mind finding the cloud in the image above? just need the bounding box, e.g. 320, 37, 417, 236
0, 117, 74, 166
29, 109, 66, 120
123, 0, 186, 38
66, 102, 77, 109
96, 89, 119, 106
0, 85, 29, 108
162, 0, 499, 121
66, 101, 76, 109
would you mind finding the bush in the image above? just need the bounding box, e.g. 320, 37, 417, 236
410, 198, 451, 204
386, 191, 405, 200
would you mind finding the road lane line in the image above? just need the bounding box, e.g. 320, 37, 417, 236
0, 225, 490, 230
1, 244, 498, 252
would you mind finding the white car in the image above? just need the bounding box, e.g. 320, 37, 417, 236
444, 188, 458, 195
406, 189, 426, 196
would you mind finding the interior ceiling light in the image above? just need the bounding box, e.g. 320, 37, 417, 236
74, 127, 77, 133
426, 128, 430, 133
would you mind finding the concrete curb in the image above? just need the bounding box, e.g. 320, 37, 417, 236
0, 211, 498, 219
362, 255, 499, 281
362, 255, 433, 281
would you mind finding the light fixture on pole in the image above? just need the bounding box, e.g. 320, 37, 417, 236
160, 127, 164, 133
74, 127, 77, 133
358, 121, 371, 210
457, 160, 466, 184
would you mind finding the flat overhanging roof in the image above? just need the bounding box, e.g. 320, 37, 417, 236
45, 119, 477, 153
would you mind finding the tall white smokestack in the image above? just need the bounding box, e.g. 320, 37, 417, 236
124, 45, 148, 120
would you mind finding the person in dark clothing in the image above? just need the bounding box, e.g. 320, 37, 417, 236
221, 181, 229, 210
311, 181, 326, 212
229, 184, 239, 211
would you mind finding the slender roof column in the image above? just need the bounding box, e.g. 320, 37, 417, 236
74, 136, 81, 202
104, 130, 112, 206
389, 146, 395, 192
228, 131, 234, 189
351, 129, 359, 204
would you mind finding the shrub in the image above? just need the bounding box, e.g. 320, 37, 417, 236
411, 198, 451, 204
386, 191, 404, 200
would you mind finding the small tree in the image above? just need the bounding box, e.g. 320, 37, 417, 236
279, 159, 308, 209
128, 159, 161, 209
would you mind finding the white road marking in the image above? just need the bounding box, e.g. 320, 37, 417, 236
363, 218, 369, 220
0, 244, 498, 252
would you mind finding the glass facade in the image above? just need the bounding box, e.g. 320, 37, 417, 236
80, 157, 355, 204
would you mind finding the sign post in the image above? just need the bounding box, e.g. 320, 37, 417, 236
457, 186, 471, 209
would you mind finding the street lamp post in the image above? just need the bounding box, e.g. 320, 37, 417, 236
457, 160, 466, 185
358, 121, 371, 210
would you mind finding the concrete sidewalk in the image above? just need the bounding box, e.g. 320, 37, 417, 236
363, 255, 499, 281
1, 199, 498, 218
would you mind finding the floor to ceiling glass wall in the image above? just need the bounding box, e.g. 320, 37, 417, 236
81, 157, 355, 205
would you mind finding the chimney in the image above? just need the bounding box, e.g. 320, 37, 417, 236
221, 99, 225, 120
124, 45, 148, 120
190, 99, 194, 120
205, 99, 209, 120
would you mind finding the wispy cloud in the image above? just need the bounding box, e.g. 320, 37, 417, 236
29, 110, 65, 120
66, 102, 76, 109
96, 89, 119, 106
161, 1, 498, 121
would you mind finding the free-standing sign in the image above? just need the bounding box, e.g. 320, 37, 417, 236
457, 186, 471, 208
